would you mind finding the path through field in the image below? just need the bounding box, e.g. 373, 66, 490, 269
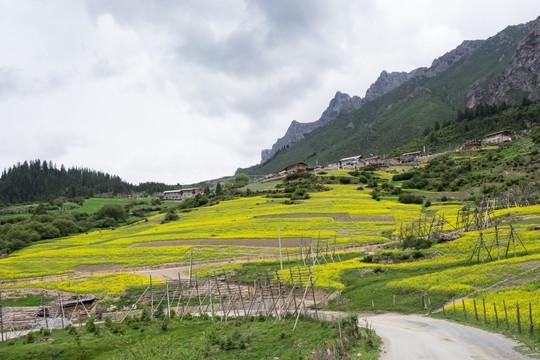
361, 313, 533, 359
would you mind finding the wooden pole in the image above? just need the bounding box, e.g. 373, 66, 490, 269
473, 298, 479, 321
393, 295, 396, 307
428, 298, 432, 315
453, 299, 456, 317
0, 291, 4, 342
293, 271, 314, 331
278, 227, 283, 271
42, 292, 49, 330
325, 340, 332, 360
462, 300, 467, 320
309, 269, 319, 320
237, 281, 247, 318
495, 225, 500, 261
529, 301, 534, 337
166, 283, 171, 318
516, 301, 521, 333
189, 251, 193, 287
150, 275, 154, 318
504, 300, 509, 331
494, 302, 499, 327
482, 298, 487, 324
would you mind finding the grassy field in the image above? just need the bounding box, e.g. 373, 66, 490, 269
0, 183, 429, 281
0, 167, 538, 353
0, 315, 380, 360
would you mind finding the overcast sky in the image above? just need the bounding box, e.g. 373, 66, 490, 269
1, 1, 539, 185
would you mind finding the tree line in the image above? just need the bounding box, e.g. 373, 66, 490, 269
395, 99, 540, 155
0, 160, 177, 205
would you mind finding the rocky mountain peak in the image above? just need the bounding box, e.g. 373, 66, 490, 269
487, 18, 540, 104
425, 40, 484, 77
260, 91, 365, 164
364, 70, 413, 101
260, 70, 417, 164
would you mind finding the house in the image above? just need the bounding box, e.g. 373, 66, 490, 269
384, 158, 400, 166
339, 155, 364, 169
364, 156, 384, 167
462, 139, 482, 149
400, 151, 422, 163
282, 162, 308, 173
482, 130, 512, 145
163, 188, 202, 201
327, 161, 340, 170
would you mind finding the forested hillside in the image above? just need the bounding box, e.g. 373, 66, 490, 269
393, 100, 540, 155
0, 160, 174, 205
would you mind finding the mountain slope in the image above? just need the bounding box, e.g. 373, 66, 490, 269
239, 18, 538, 175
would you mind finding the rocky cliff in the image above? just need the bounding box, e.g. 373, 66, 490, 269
260, 36, 489, 164
260, 91, 364, 164
488, 17, 540, 103
260, 71, 414, 164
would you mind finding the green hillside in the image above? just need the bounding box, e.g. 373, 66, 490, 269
240, 23, 531, 175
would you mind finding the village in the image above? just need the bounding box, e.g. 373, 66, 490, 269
255, 129, 513, 184
160, 130, 514, 198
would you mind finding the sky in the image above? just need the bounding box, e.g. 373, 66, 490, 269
1, 1, 539, 185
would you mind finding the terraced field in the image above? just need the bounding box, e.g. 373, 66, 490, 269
0, 183, 419, 284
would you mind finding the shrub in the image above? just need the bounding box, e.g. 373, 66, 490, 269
162, 210, 180, 224
24, 331, 36, 344
402, 235, 432, 250
52, 219, 80, 236
392, 172, 414, 181
104, 316, 113, 328
398, 193, 425, 204
95, 203, 127, 222
85, 316, 97, 333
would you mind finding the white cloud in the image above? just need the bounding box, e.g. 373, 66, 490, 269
0, 0, 539, 184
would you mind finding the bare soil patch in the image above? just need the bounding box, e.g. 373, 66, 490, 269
255, 213, 394, 222
130, 238, 306, 248
72, 263, 126, 274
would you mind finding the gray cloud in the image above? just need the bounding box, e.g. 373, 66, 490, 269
2, 1, 540, 184
0, 68, 21, 100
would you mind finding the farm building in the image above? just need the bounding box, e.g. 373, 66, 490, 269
163, 188, 202, 201
364, 156, 385, 167
482, 130, 512, 145
462, 139, 482, 149
327, 161, 341, 170
400, 151, 422, 163
339, 155, 364, 169
282, 162, 308, 173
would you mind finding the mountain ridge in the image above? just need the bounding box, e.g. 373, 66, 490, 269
239, 17, 539, 175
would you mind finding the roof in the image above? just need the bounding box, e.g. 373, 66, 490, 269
285, 162, 308, 168
53, 297, 97, 307
401, 151, 421, 156
163, 189, 182, 194
485, 130, 510, 138
163, 188, 200, 194
340, 155, 363, 162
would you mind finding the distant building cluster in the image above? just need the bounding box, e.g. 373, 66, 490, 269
461, 130, 512, 150
162, 188, 202, 201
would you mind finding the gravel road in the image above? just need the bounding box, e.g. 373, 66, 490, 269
361, 313, 532, 359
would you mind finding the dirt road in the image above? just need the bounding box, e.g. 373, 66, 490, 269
361, 313, 532, 359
